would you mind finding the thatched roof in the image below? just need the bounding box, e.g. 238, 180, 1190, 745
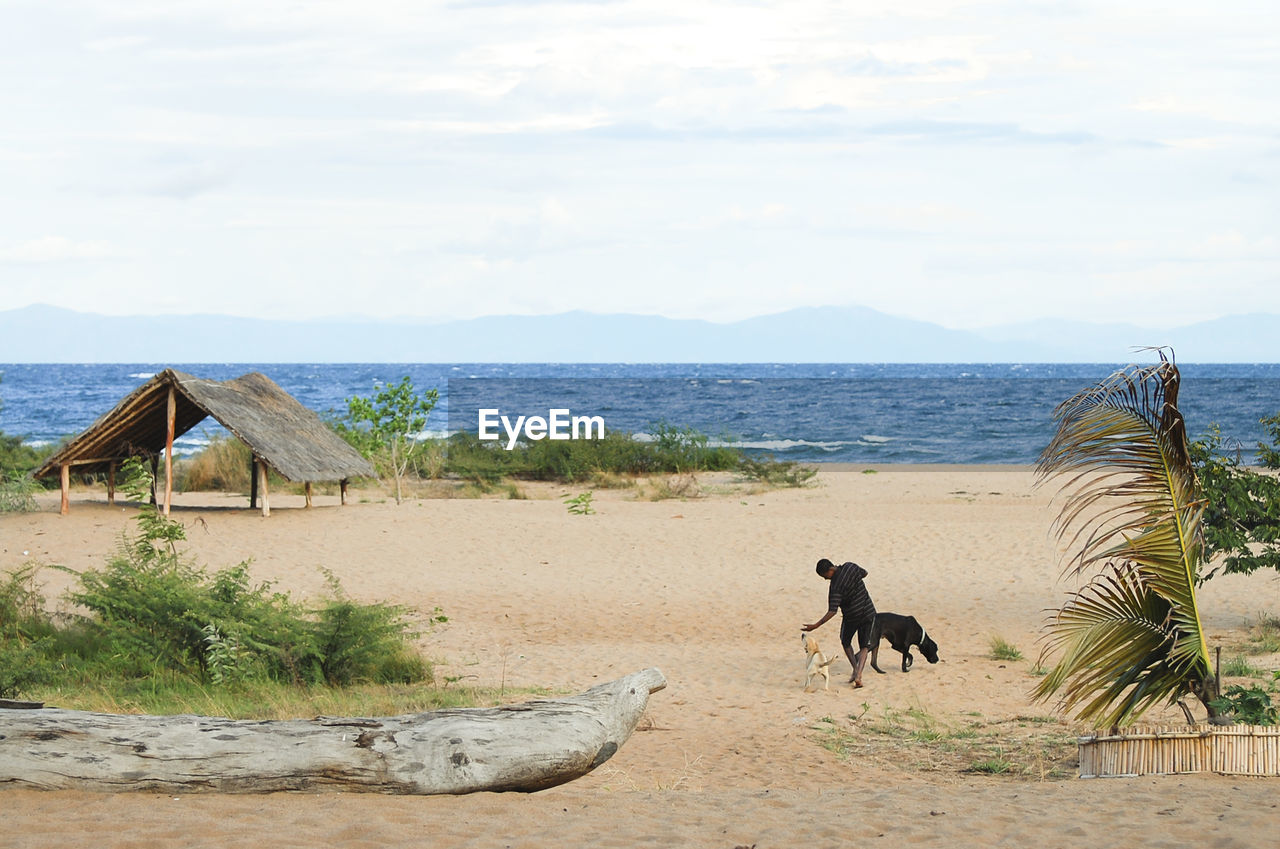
35, 369, 375, 483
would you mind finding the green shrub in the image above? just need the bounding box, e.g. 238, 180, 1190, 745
1209, 681, 1279, 726
0, 640, 56, 699
0, 470, 40, 513
563, 491, 595, 515
311, 594, 430, 686
53, 459, 436, 689
0, 564, 59, 698
439, 424, 741, 484
648, 421, 741, 473
0, 432, 47, 478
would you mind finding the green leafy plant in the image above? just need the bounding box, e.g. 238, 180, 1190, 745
66, 460, 434, 687
650, 421, 736, 473
1208, 680, 1279, 726
202, 623, 250, 686
563, 491, 595, 515
1190, 416, 1280, 579
341, 376, 439, 504
1033, 353, 1217, 727
0, 564, 58, 698
0, 470, 39, 513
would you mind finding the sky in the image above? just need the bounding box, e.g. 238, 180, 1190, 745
1, 1, 1276, 331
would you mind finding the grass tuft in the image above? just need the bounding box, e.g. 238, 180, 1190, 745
988, 635, 1024, 661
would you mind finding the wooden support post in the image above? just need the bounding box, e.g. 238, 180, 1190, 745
304, 481, 313, 508
60, 464, 70, 515
149, 455, 159, 505
163, 386, 176, 516
107, 461, 117, 506
257, 460, 270, 518
340, 479, 348, 506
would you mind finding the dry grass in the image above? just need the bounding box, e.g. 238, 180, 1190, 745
32, 677, 550, 720
642, 473, 704, 501
811, 705, 1079, 781
177, 435, 254, 493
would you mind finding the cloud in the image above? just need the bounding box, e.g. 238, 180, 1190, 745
0, 0, 1274, 330
0, 237, 121, 265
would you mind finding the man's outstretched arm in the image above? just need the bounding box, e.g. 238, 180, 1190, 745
802, 610, 837, 632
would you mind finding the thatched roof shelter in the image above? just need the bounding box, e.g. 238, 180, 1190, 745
35, 369, 375, 515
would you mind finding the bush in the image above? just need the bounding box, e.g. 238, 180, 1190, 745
40, 459, 436, 689
0, 470, 40, 513
0, 565, 59, 698
438, 424, 742, 485
648, 421, 740, 473
0, 428, 51, 513
1191, 417, 1280, 579
69, 536, 431, 688
1209, 681, 1279, 726
312, 595, 430, 686
0, 431, 47, 477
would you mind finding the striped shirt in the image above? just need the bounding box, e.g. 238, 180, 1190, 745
828, 562, 875, 622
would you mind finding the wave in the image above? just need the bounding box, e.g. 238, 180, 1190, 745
710, 438, 855, 453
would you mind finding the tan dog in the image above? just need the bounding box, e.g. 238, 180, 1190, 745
802, 632, 837, 692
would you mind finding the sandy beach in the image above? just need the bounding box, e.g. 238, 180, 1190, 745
2, 466, 1277, 847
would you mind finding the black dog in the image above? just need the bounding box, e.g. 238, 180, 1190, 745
869, 612, 939, 673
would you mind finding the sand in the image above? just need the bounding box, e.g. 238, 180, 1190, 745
2, 467, 1278, 847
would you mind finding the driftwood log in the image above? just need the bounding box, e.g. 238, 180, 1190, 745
0, 668, 666, 795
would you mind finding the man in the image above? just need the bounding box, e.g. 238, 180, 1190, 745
802, 558, 876, 688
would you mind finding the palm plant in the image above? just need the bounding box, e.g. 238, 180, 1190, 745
1033, 352, 1217, 727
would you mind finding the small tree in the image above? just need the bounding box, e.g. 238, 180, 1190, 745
1190, 414, 1280, 580
344, 377, 438, 504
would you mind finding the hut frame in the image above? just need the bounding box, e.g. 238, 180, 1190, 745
34, 369, 375, 516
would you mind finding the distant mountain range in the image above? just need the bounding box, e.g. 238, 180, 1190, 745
0, 304, 1275, 363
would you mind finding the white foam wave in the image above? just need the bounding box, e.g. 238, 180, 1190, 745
710, 438, 852, 453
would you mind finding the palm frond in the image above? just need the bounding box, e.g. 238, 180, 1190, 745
1034, 566, 1199, 727
1034, 353, 1214, 726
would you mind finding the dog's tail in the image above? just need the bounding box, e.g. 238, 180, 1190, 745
819, 655, 837, 668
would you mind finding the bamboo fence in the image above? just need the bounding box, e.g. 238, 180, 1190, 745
1078, 724, 1280, 778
